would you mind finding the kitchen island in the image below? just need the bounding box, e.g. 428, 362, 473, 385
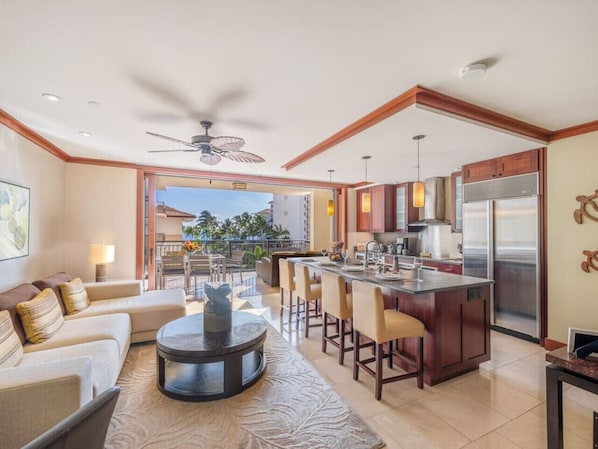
291, 257, 494, 385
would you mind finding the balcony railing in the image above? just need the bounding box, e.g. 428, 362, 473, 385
155, 239, 310, 268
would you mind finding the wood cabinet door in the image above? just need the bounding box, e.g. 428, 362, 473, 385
370, 185, 394, 232
437, 263, 462, 274
450, 172, 462, 232
496, 149, 539, 178
462, 159, 496, 183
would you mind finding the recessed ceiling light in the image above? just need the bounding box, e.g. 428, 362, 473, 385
78, 131, 92, 137
42, 93, 61, 102
88, 101, 100, 106
459, 62, 487, 79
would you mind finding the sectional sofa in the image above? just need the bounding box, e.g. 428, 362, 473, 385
0, 273, 186, 449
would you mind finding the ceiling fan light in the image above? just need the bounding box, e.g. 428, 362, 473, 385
200, 152, 221, 165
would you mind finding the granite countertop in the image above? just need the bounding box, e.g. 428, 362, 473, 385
290, 257, 492, 295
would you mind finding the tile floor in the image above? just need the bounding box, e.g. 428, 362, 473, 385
220, 274, 598, 449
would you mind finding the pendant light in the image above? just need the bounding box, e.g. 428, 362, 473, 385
413, 135, 425, 208
327, 169, 335, 216
361, 156, 371, 213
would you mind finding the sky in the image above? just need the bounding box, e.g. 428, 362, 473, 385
156, 186, 272, 222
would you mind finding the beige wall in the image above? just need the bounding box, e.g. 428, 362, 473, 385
310, 189, 333, 252
547, 131, 598, 343
64, 163, 137, 282
0, 124, 66, 291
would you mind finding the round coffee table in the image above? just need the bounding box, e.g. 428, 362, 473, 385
156, 311, 267, 402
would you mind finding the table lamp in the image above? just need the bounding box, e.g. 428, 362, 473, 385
89, 244, 115, 282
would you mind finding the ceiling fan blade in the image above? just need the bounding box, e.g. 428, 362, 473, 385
221, 150, 265, 163
210, 136, 245, 151
148, 149, 199, 153
146, 131, 195, 147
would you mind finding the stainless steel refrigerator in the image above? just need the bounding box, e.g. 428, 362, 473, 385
462, 173, 540, 341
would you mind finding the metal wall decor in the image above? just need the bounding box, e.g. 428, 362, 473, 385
581, 250, 598, 273
573, 189, 598, 224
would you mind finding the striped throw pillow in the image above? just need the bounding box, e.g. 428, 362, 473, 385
0, 310, 23, 367
16, 288, 64, 344
60, 277, 90, 314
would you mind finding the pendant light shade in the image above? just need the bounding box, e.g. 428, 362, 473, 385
361, 156, 371, 213
412, 135, 425, 208
361, 192, 371, 213
327, 169, 335, 216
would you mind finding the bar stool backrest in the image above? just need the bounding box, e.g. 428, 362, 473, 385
279, 259, 295, 291
351, 280, 386, 341
321, 271, 351, 320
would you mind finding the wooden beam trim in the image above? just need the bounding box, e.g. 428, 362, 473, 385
281, 86, 419, 171
549, 120, 598, 141
0, 108, 70, 161
414, 88, 552, 143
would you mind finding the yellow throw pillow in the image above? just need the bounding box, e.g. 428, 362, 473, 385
16, 288, 64, 344
60, 277, 90, 314
0, 310, 23, 367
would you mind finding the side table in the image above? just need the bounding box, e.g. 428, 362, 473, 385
546, 346, 598, 449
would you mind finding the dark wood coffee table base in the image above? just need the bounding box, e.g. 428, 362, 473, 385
157, 311, 267, 402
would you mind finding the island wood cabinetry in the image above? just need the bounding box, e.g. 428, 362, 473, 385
462, 149, 539, 184
357, 184, 395, 232
395, 284, 490, 385
394, 182, 419, 232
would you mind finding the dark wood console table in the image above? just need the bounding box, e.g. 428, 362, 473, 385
156, 311, 267, 402
546, 346, 598, 449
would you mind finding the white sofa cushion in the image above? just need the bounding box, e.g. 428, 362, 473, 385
66, 289, 185, 342
23, 313, 131, 367
19, 340, 122, 395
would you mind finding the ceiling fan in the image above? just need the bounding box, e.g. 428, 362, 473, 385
147, 121, 265, 165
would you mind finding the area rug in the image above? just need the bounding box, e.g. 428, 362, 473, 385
105, 319, 385, 449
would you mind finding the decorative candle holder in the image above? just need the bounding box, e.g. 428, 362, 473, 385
203, 282, 232, 333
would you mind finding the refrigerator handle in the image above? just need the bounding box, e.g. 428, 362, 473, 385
488, 201, 494, 280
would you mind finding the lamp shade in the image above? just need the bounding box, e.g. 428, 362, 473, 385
89, 244, 115, 264
327, 199, 334, 216
413, 182, 425, 208
361, 191, 371, 213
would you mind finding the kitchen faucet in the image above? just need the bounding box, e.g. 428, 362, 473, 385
363, 240, 381, 268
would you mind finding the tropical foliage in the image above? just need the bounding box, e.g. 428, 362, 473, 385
183, 210, 290, 241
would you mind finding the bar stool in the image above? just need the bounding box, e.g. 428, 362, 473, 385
294, 264, 322, 338
278, 259, 295, 321
351, 279, 425, 400
321, 271, 354, 365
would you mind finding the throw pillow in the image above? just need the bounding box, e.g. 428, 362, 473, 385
0, 283, 41, 344
16, 288, 64, 344
0, 310, 23, 368
60, 277, 90, 314
32, 272, 72, 315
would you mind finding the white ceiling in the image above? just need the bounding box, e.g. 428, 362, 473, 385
1, 1, 597, 186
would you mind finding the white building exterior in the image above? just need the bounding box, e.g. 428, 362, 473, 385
271, 194, 310, 241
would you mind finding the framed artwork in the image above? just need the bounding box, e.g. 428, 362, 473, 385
0, 180, 30, 261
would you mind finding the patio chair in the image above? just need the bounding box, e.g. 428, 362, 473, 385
227, 250, 247, 283
188, 255, 215, 297
159, 254, 186, 290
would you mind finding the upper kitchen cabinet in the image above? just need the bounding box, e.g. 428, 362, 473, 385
450, 172, 462, 233
357, 184, 395, 232
395, 182, 419, 232
462, 149, 539, 184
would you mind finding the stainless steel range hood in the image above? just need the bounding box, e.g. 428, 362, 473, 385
408, 177, 451, 227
